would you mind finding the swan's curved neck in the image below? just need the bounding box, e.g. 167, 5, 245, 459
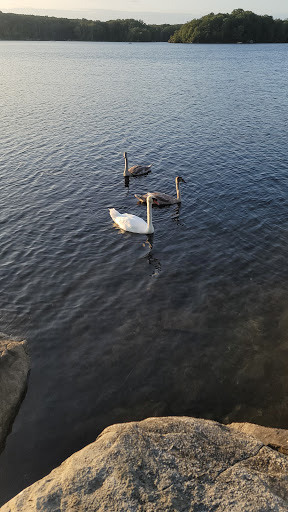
146, 199, 154, 233
123, 154, 129, 176
176, 179, 181, 201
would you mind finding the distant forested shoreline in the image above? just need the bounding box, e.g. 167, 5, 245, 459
170, 9, 288, 43
0, 12, 180, 42
0, 9, 287, 43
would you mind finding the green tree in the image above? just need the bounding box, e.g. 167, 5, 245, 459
169, 9, 288, 43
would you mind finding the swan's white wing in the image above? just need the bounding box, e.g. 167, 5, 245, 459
116, 214, 148, 233
109, 208, 120, 222
109, 209, 148, 233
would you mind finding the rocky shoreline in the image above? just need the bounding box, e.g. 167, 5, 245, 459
0, 337, 30, 454
1, 340, 288, 511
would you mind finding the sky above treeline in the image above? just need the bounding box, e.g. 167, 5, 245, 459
1, 0, 288, 24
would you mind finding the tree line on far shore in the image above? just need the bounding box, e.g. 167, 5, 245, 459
0, 12, 180, 42
0, 9, 287, 44
169, 9, 288, 43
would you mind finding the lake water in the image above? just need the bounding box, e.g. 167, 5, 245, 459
0, 41, 288, 504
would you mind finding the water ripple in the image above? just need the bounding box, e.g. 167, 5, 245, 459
0, 41, 288, 504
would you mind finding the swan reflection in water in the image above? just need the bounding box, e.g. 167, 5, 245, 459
142, 236, 161, 277
124, 176, 130, 189
171, 205, 184, 225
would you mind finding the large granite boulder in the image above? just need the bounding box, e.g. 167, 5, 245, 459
0, 337, 30, 452
229, 421, 288, 455
1, 416, 288, 511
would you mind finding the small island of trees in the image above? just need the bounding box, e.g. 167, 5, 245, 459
169, 9, 288, 43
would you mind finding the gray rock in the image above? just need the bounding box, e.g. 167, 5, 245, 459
229, 421, 288, 455
0, 338, 30, 452
1, 416, 288, 511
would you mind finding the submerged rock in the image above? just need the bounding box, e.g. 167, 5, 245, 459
1, 416, 288, 511
0, 337, 30, 452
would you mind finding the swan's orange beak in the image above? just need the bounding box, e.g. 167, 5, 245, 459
153, 198, 159, 206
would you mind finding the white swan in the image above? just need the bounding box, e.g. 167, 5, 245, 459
135, 176, 186, 206
123, 152, 152, 177
109, 194, 158, 234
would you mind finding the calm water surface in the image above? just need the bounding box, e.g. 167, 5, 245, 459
0, 41, 288, 503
